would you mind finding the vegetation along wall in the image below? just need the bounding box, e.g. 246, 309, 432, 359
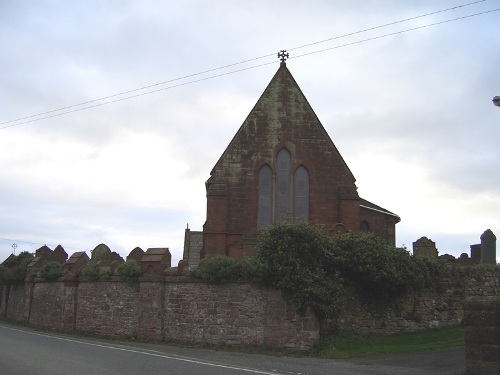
1, 226, 499, 350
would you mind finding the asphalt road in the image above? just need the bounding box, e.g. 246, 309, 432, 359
0, 323, 464, 375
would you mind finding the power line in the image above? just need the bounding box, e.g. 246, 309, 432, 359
1, 0, 488, 129
287, 0, 490, 53
0, 61, 277, 130
291, 8, 500, 61
0, 237, 88, 253
1, 2, 498, 130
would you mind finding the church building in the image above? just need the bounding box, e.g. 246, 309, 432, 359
184, 55, 400, 265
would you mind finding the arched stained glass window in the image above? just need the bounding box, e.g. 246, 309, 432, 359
276, 149, 291, 222
257, 165, 273, 228
294, 166, 309, 221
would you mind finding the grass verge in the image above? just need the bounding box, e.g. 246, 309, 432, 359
306, 326, 464, 359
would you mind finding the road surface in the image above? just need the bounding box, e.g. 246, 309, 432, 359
0, 323, 464, 374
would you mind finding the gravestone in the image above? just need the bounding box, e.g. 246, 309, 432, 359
91, 244, 112, 266
470, 244, 481, 264
480, 229, 496, 265
413, 236, 438, 259
63, 251, 89, 276
49, 245, 68, 264
35, 245, 52, 259
127, 247, 145, 263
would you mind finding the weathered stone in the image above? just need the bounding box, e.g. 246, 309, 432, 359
49, 245, 68, 264
127, 247, 145, 263
35, 245, 53, 259
91, 244, 112, 266
481, 229, 497, 265
62, 251, 89, 276
140, 248, 171, 279
413, 236, 438, 259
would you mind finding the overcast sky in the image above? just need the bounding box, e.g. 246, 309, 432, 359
1, 0, 499, 265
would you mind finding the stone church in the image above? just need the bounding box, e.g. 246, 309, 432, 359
184, 58, 400, 266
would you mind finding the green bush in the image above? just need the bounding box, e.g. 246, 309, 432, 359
117, 260, 141, 284
257, 222, 345, 319
189, 255, 241, 284
0, 265, 15, 284
38, 261, 62, 281
329, 232, 431, 299
256, 222, 454, 320
100, 267, 112, 280
0, 251, 34, 284
189, 255, 269, 284
81, 263, 112, 281
239, 256, 268, 284
81, 263, 100, 281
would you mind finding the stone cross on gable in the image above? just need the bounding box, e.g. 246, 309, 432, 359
278, 50, 289, 63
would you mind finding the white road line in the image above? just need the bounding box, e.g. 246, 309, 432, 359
0, 325, 283, 375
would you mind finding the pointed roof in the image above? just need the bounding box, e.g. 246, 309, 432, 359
210, 62, 355, 182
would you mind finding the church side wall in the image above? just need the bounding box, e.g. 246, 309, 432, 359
360, 208, 397, 246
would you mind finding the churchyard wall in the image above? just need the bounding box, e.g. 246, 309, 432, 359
1, 277, 318, 350
1, 269, 499, 350
1, 243, 499, 351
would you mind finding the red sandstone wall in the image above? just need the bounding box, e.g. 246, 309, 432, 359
2, 278, 318, 350
29, 282, 65, 330
4, 271, 499, 348
163, 282, 318, 349
75, 281, 140, 337
4, 283, 24, 321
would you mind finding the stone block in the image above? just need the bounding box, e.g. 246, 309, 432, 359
481, 344, 500, 363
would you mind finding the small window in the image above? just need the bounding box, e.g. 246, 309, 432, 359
276, 149, 291, 222
360, 220, 370, 233
294, 166, 309, 221
257, 165, 273, 228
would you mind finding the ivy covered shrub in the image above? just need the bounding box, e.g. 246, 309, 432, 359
239, 255, 269, 284
0, 251, 35, 284
189, 255, 269, 284
117, 260, 142, 284
257, 222, 449, 320
190, 222, 452, 322
257, 222, 345, 319
38, 261, 62, 281
81, 263, 113, 281
190, 255, 241, 284
329, 232, 432, 299
81, 263, 100, 281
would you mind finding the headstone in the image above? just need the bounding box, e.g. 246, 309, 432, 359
49, 245, 68, 264
25, 257, 46, 280
91, 244, 112, 265
63, 251, 89, 276
127, 247, 145, 263
413, 236, 438, 259
480, 229, 497, 265
470, 244, 481, 264
35, 245, 53, 260
140, 248, 171, 277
